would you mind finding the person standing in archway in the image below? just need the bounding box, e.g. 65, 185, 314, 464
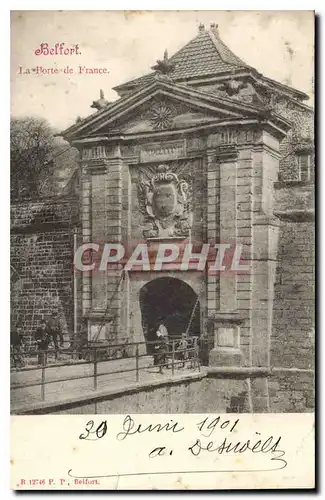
154, 320, 169, 373
156, 322, 168, 339
177, 332, 189, 368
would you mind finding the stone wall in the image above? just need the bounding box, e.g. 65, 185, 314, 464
272, 220, 315, 370
16, 373, 251, 415
17, 366, 314, 415
268, 370, 314, 413
11, 196, 79, 342
275, 101, 314, 182
270, 177, 315, 410
59, 377, 250, 414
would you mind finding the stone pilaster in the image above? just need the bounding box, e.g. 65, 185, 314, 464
206, 150, 220, 348
80, 163, 91, 316
102, 143, 123, 339
120, 159, 132, 340
83, 142, 124, 342
209, 146, 243, 366
236, 147, 254, 368
250, 134, 281, 411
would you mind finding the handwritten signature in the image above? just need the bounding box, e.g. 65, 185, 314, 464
188, 435, 287, 469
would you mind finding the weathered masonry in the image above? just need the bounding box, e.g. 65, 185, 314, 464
16, 23, 313, 412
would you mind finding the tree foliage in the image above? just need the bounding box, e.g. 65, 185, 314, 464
10, 116, 78, 200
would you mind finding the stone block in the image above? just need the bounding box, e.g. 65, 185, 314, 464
209, 348, 242, 367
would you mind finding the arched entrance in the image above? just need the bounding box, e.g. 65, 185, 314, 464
139, 277, 200, 353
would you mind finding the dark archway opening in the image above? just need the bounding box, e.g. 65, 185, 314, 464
139, 277, 200, 353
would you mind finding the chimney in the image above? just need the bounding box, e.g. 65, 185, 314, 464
198, 23, 205, 33
210, 23, 219, 36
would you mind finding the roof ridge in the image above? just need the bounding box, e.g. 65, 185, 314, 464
114, 27, 247, 92
207, 28, 249, 68
168, 29, 207, 63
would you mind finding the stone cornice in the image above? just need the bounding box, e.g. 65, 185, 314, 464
274, 180, 314, 190
214, 145, 238, 162
71, 117, 288, 149
208, 311, 246, 325
85, 161, 108, 175
253, 215, 281, 228
253, 142, 281, 160
207, 366, 271, 378
274, 209, 315, 222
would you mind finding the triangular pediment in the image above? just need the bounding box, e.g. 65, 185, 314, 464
97, 94, 240, 135
62, 79, 272, 141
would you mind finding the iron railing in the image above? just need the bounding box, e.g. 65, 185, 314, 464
11, 337, 200, 402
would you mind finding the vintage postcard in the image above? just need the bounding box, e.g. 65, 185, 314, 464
10, 10, 315, 490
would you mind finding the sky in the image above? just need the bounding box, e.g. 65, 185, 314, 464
11, 10, 314, 131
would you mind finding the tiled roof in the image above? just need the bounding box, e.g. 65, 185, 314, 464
114, 26, 250, 92
170, 26, 249, 78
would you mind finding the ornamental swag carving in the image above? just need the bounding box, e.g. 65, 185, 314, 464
138, 163, 193, 239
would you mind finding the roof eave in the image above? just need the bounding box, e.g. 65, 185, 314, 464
258, 74, 310, 101
112, 67, 250, 94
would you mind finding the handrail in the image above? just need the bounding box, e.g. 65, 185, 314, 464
11, 337, 200, 368
11, 337, 201, 402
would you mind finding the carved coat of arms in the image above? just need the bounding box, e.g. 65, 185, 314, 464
138, 164, 192, 239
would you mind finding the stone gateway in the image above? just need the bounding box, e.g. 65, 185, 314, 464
12, 22, 314, 413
